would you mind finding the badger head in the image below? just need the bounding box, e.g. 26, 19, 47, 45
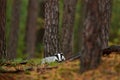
54, 53, 65, 62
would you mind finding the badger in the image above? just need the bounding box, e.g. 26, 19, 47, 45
41, 53, 65, 64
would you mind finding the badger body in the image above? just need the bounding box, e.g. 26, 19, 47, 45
41, 56, 58, 64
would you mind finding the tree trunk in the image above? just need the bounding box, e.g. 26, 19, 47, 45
80, 0, 103, 73
0, 0, 6, 59
7, 0, 21, 60
80, 0, 112, 73
62, 0, 77, 58
100, 0, 112, 49
74, 0, 84, 54
39, 1, 45, 19
44, 0, 60, 57
25, 0, 38, 59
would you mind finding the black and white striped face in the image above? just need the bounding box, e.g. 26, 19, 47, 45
54, 53, 65, 62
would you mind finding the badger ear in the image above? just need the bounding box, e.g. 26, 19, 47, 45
60, 52, 63, 54
62, 55, 65, 61
60, 53, 65, 60
54, 53, 57, 56
54, 53, 59, 60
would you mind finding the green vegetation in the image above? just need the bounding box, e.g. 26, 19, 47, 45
110, 0, 120, 44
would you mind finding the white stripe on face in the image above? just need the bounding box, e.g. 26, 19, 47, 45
57, 53, 61, 61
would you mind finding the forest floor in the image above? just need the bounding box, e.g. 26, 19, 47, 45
0, 52, 120, 80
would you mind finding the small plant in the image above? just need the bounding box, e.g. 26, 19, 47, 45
28, 58, 42, 66
48, 62, 58, 67
0, 58, 6, 66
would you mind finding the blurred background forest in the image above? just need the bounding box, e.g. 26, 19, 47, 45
6, 0, 120, 59
0, 0, 120, 79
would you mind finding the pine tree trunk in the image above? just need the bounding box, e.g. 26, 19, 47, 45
80, 0, 103, 73
25, 0, 38, 59
7, 0, 21, 59
0, 0, 6, 59
100, 0, 112, 49
62, 0, 77, 58
44, 0, 60, 57
80, 0, 112, 73
74, 0, 84, 54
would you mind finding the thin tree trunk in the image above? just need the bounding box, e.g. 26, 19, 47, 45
36, 1, 45, 44
44, 0, 60, 57
0, 0, 6, 59
25, 0, 38, 59
100, 0, 112, 49
62, 0, 77, 58
74, 0, 84, 54
7, 0, 21, 59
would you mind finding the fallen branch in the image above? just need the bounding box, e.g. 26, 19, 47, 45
1, 60, 28, 66
102, 45, 120, 56
66, 52, 81, 61
65, 45, 120, 61
0, 66, 33, 73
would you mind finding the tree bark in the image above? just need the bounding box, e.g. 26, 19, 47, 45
62, 0, 77, 58
7, 0, 21, 59
25, 0, 38, 59
100, 0, 112, 49
0, 0, 6, 59
80, 0, 103, 73
44, 0, 60, 57
80, 0, 112, 73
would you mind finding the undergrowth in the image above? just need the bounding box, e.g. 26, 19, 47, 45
0, 53, 120, 80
